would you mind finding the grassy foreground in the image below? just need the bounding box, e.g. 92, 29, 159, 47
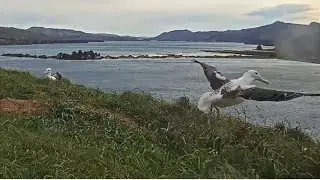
0, 69, 320, 178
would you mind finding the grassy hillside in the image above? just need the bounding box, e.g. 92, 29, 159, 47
0, 27, 51, 45
0, 69, 320, 178
0, 26, 140, 45
153, 21, 308, 45
27, 27, 139, 41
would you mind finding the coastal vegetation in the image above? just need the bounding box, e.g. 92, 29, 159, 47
0, 69, 320, 178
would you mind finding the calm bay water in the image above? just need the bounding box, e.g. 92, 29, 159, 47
0, 41, 320, 137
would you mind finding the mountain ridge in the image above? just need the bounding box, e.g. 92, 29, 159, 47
1, 21, 318, 45
0, 21, 319, 63
152, 21, 313, 45
27, 26, 140, 41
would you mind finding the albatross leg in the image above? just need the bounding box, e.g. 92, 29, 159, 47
208, 104, 220, 125
213, 106, 220, 120
207, 104, 214, 125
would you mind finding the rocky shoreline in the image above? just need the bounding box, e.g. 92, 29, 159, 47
1, 49, 276, 60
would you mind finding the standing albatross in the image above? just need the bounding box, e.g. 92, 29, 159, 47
193, 60, 320, 113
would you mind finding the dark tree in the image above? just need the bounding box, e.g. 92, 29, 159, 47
256, 45, 263, 50
83, 51, 89, 59
57, 53, 63, 59
88, 50, 95, 59
61, 53, 70, 60
77, 50, 83, 60
78, 50, 83, 55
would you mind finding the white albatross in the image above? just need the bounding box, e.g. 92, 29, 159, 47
197, 69, 269, 113
193, 60, 320, 114
43, 68, 62, 81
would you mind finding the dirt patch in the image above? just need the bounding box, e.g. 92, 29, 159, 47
0, 98, 48, 117
108, 111, 138, 128
96, 108, 138, 128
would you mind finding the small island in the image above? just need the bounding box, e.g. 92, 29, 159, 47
201, 45, 276, 59
1, 47, 277, 60
2, 50, 103, 60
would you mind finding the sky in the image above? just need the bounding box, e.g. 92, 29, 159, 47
0, 0, 319, 36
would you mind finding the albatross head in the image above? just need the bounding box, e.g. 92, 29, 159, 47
44, 68, 52, 75
244, 70, 269, 85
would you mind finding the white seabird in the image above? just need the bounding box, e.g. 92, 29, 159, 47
43, 68, 62, 81
197, 69, 269, 113
193, 60, 320, 114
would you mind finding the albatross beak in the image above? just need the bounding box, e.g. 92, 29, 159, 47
257, 76, 270, 85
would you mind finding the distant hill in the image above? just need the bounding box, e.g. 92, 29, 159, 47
275, 22, 320, 63
153, 21, 320, 63
0, 27, 141, 45
0, 27, 52, 45
28, 27, 139, 41
153, 21, 310, 46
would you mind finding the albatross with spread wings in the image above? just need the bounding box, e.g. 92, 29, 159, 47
193, 60, 320, 114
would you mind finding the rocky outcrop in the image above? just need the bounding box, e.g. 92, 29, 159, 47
2, 50, 102, 60
56, 50, 102, 60
256, 45, 263, 50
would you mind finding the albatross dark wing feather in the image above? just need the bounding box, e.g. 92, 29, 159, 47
54, 72, 62, 80
193, 60, 230, 90
241, 87, 320, 102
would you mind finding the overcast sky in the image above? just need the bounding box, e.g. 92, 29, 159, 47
0, 0, 319, 36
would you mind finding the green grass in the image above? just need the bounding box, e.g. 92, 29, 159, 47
0, 69, 320, 178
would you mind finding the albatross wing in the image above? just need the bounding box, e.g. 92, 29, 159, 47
193, 60, 230, 90
240, 87, 320, 101
54, 72, 62, 80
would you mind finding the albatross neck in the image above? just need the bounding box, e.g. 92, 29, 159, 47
236, 75, 255, 86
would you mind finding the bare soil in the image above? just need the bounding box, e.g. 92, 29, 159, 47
0, 98, 48, 117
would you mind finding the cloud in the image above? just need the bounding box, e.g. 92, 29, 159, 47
0, 9, 263, 36
247, 4, 313, 18
0, 0, 318, 36
1, 12, 61, 26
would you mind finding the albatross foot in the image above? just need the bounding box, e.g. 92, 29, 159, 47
213, 106, 220, 120
208, 105, 220, 125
